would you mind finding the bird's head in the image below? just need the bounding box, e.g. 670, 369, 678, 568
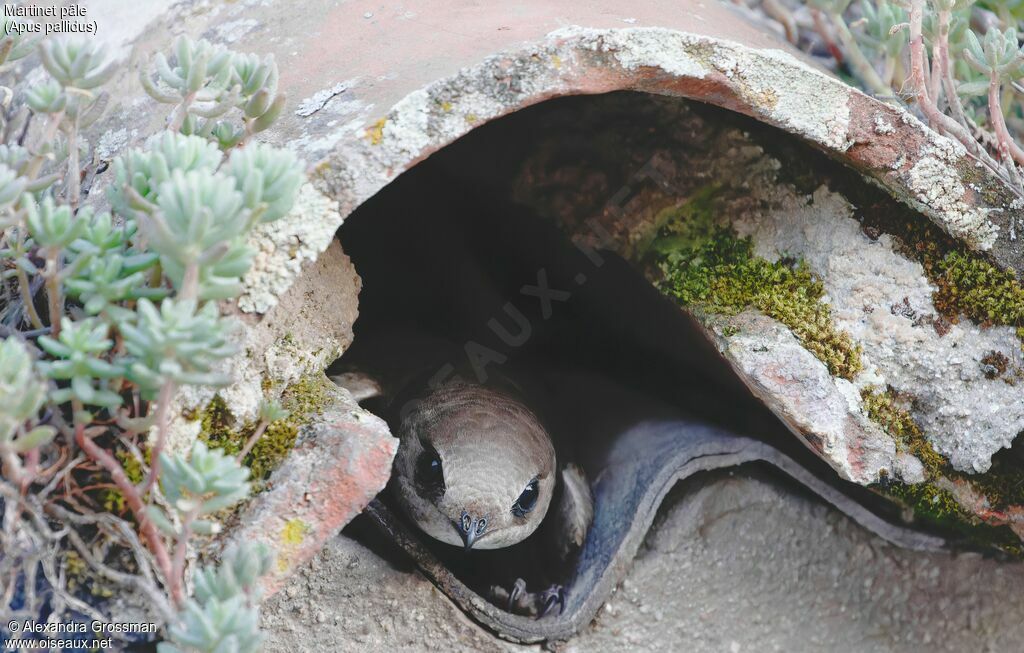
392, 382, 556, 550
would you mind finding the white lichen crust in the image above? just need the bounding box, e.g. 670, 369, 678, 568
239, 183, 341, 315
712, 311, 925, 485
731, 185, 1023, 474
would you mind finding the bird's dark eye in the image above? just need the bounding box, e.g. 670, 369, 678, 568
415, 442, 444, 499
512, 479, 539, 517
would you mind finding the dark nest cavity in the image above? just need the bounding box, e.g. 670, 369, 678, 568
328, 92, 954, 643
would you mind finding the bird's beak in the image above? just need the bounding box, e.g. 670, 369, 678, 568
462, 525, 478, 551
456, 512, 487, 551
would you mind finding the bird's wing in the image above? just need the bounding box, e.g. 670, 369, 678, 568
552, 462, 594, 560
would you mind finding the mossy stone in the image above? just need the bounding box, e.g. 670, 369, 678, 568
647, 188, 862, 380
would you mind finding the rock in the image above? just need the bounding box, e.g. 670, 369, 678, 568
262, 473, 1024, 652
227, 381, 396, 596
74, 0, 1024, 584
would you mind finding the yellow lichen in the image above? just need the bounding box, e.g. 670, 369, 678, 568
366, 118, 387, 145
281, 518, 308, 546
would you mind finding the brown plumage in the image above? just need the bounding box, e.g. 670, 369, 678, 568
391, 381, 558, 550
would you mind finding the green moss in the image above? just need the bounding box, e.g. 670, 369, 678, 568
198, 374, 334, 483
643, 185, 723, 256
64, 550, 115, 598
864, 387, 1024, 555
883, 478, 1024, 556
100, 448, 149, 514
649, 203, 862, 379
933, 251, 1024, 339
963, 455, 1024, 510
857, 207, 1024, 345
882, 475, 973, 523
861, 387, 946, 475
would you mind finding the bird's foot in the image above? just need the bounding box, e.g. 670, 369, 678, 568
491, 580, 566, 618
538, 584, 566, 618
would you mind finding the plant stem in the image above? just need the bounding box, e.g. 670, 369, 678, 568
908, 0, 1000, 169
762, 0, 798, 44
43, 246, 64, 338
811, 8, 845, 64
23, 111, 63, 182
16, 264, 43, 330
169, 92, 195, 132
936, 8, 972, 131
71, 400, 178, 604
170, 505, 200, 607
66, 121, 80, 211
141, 381, 176, 496
178, 262, 199, 301
829, 11, 893, 98
987, 72, 1024, 168
236, 418, 270, 463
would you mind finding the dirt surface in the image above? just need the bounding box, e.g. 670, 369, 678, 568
261, 472, 1024, 652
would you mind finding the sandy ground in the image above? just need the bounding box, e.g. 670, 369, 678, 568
261, 472, 1024, 652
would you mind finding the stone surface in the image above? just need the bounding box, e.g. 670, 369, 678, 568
171, 236, 361, 451
75, 0, 1024, 473
69, 0, 1024, 591
505, 92, 1023, 498
709, 311, 923, 485
227, 380, 397, 595
262, 473, 1024, 652
730, 183, 1024, 474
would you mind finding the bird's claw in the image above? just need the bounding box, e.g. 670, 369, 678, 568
538, 584, 566, 618
508, 578, 527, 612
492, 580, 566, 619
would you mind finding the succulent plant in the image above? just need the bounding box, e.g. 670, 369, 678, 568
0, 20, 303, 647
156, 440, 251, 523
67, 210, 136, 257
120, 298, 237, 396
257, 398, 289, 425
205, 120, 247, 150
24, 195, 86, 249
964, 26, 1024, 80
39, 37, 116, 90
0, 144, 29, 173
158, 595, 263, 653
25, 79, 67, 115
147, 445, 264, 652
0, 338, 55, 454
142, 169, 252, 298
232, 52, 286, 135
36, 318, 124, 409
0, 14, 39, 71
108, 133, 224, 218
227, 142, 303, 223
859, 0, 908, 59
64, 253, 166, 320
0, 163, 25, 227
141, 36, 237, 113
193, 542, 274, 603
